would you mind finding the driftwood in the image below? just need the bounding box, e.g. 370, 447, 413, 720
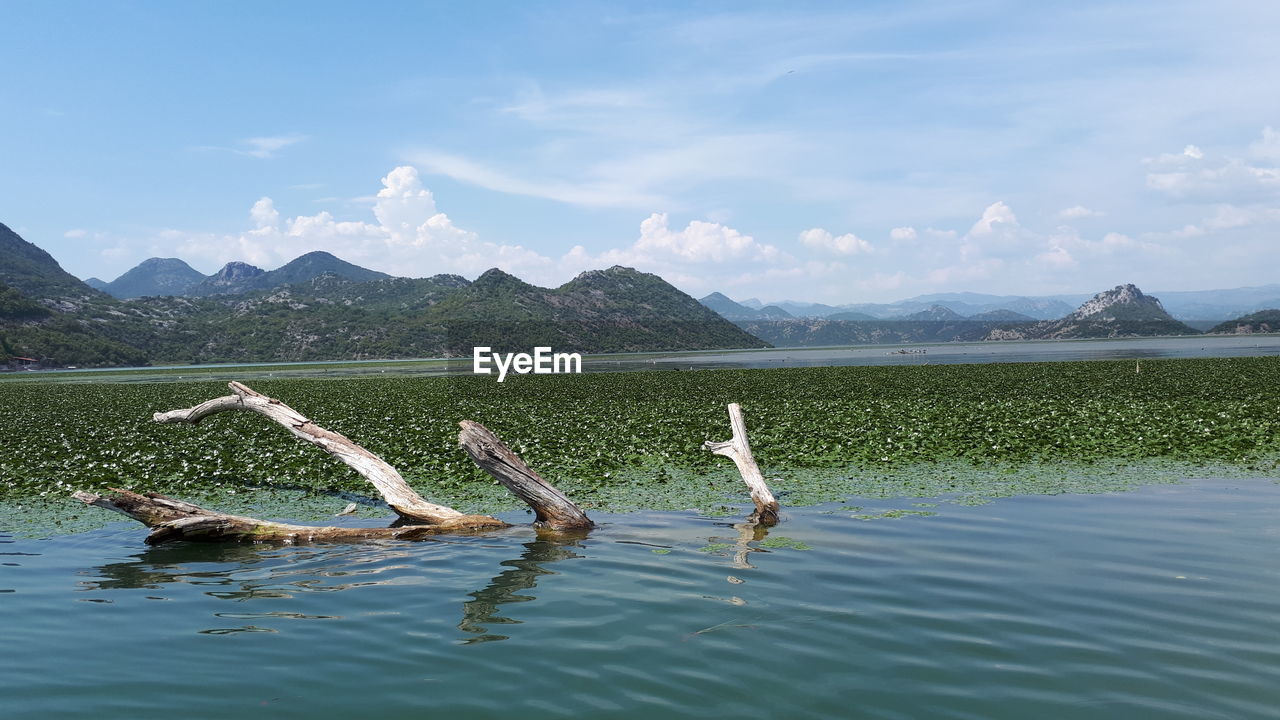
74, 381, 592, 543
153, 381, 481, 527
71, 488, 486, 544
704, 403, 781, 525
459, 420, 593, 531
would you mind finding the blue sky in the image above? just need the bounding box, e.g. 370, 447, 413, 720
3, 1, 1279, 303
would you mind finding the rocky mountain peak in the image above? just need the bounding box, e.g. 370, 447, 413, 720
1072, 284, 1164, 319
210, 261, 266, 285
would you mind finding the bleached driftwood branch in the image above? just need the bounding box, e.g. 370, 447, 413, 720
75, 381, 593, 543
704, 403, 780, 525
458, 420, 594, 531
72, 488, 481, 545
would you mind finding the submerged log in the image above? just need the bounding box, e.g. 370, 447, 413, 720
704, 403, 780, 525
458, 421, 594, 531
74, 381, 593, 543
72, 488, 496, 544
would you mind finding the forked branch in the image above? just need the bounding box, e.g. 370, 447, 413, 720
74, 381, 595, 543
704, 403, 780, 525
153, 381, 495, 527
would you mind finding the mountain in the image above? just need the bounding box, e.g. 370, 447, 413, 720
0, 222, 102, 299
187, 252, 388, 297
101, 257, 206, 298
0, 279, 149, 366
826, 310, 877, 321
84, 277, 109, 291
739, 284, 1197, 347
904, 304, 965, 322
191, 261, 266, 295
436, 266, 768, 355
699, 292, 761, 320
2, 219, 767, 365
738, 298, 764, 309
1207, 309, 1280, 335
997, 284, 1199, 340
1148, 285, 1280, 322
968, 309, 1035, 323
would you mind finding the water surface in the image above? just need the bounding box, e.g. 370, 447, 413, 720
3, 478, 1279, 718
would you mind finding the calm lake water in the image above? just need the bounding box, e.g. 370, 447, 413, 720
11, 333, 1280, 383
4, 478, 1279, 719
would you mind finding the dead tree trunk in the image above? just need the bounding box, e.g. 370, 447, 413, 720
72, 488, 490, 544
75, 381, 593, 542
704, 403, 781, 525
458, 420, 594, 531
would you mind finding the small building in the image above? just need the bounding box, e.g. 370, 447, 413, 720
7, 356, 39, 370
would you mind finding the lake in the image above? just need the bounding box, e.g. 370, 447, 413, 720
10, 333, 1280, 383
4, 478, 1279, 719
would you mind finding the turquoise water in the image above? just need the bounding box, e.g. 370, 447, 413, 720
3, 479, 1279, 718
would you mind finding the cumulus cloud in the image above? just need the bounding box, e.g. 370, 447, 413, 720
889, 226, 917, 242
249, 198, 279, 229
631, 213, 782, 263
1144, 130, 1280, 201
798, 227, 872, 255
967, 201, 1018, 236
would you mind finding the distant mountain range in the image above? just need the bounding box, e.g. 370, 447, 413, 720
733, 284, 1209, 347
5, 217, 1278, 368
706, 284, 1280, 325
0, 222, 764, 367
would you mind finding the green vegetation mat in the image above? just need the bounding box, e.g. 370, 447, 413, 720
3, 357, 1279, 530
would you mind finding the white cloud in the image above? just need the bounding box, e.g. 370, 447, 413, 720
249, 198, 279, 229
633, 213, 781, 263
1251, 127, 1280, 161
1144, 130, 1280, 201
798, 227, 872, 255
889, 226, 917, 242
967, 201, 1018, 236
1057, 205, 1102, 219
237, 135, 306, 159
64, 229, 87, 238
412, 150, 666, 209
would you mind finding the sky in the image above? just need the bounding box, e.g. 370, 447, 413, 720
2, 1, 1279, 304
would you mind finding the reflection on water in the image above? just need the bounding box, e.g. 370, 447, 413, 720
7, 481, 1280, 719
459, 538, 585, 643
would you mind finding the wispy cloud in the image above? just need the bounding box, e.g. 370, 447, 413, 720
191, 134, 308, 159
235, 135, 307, 159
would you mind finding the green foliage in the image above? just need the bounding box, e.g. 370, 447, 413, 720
2, 358, 1279, 513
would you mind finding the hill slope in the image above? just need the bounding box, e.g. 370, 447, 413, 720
102, 257, 206, 298
187, 252, 388, 296
1208, 309, 1280, 334
0, 222, 102, 299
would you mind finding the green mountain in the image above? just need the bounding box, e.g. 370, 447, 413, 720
101, 257, 206, 298
1208, 309, 1280, 334
0, 226, 766, 366
187, 251, 389, 296
84, 277, 109, 291
0, 222, 102, 299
